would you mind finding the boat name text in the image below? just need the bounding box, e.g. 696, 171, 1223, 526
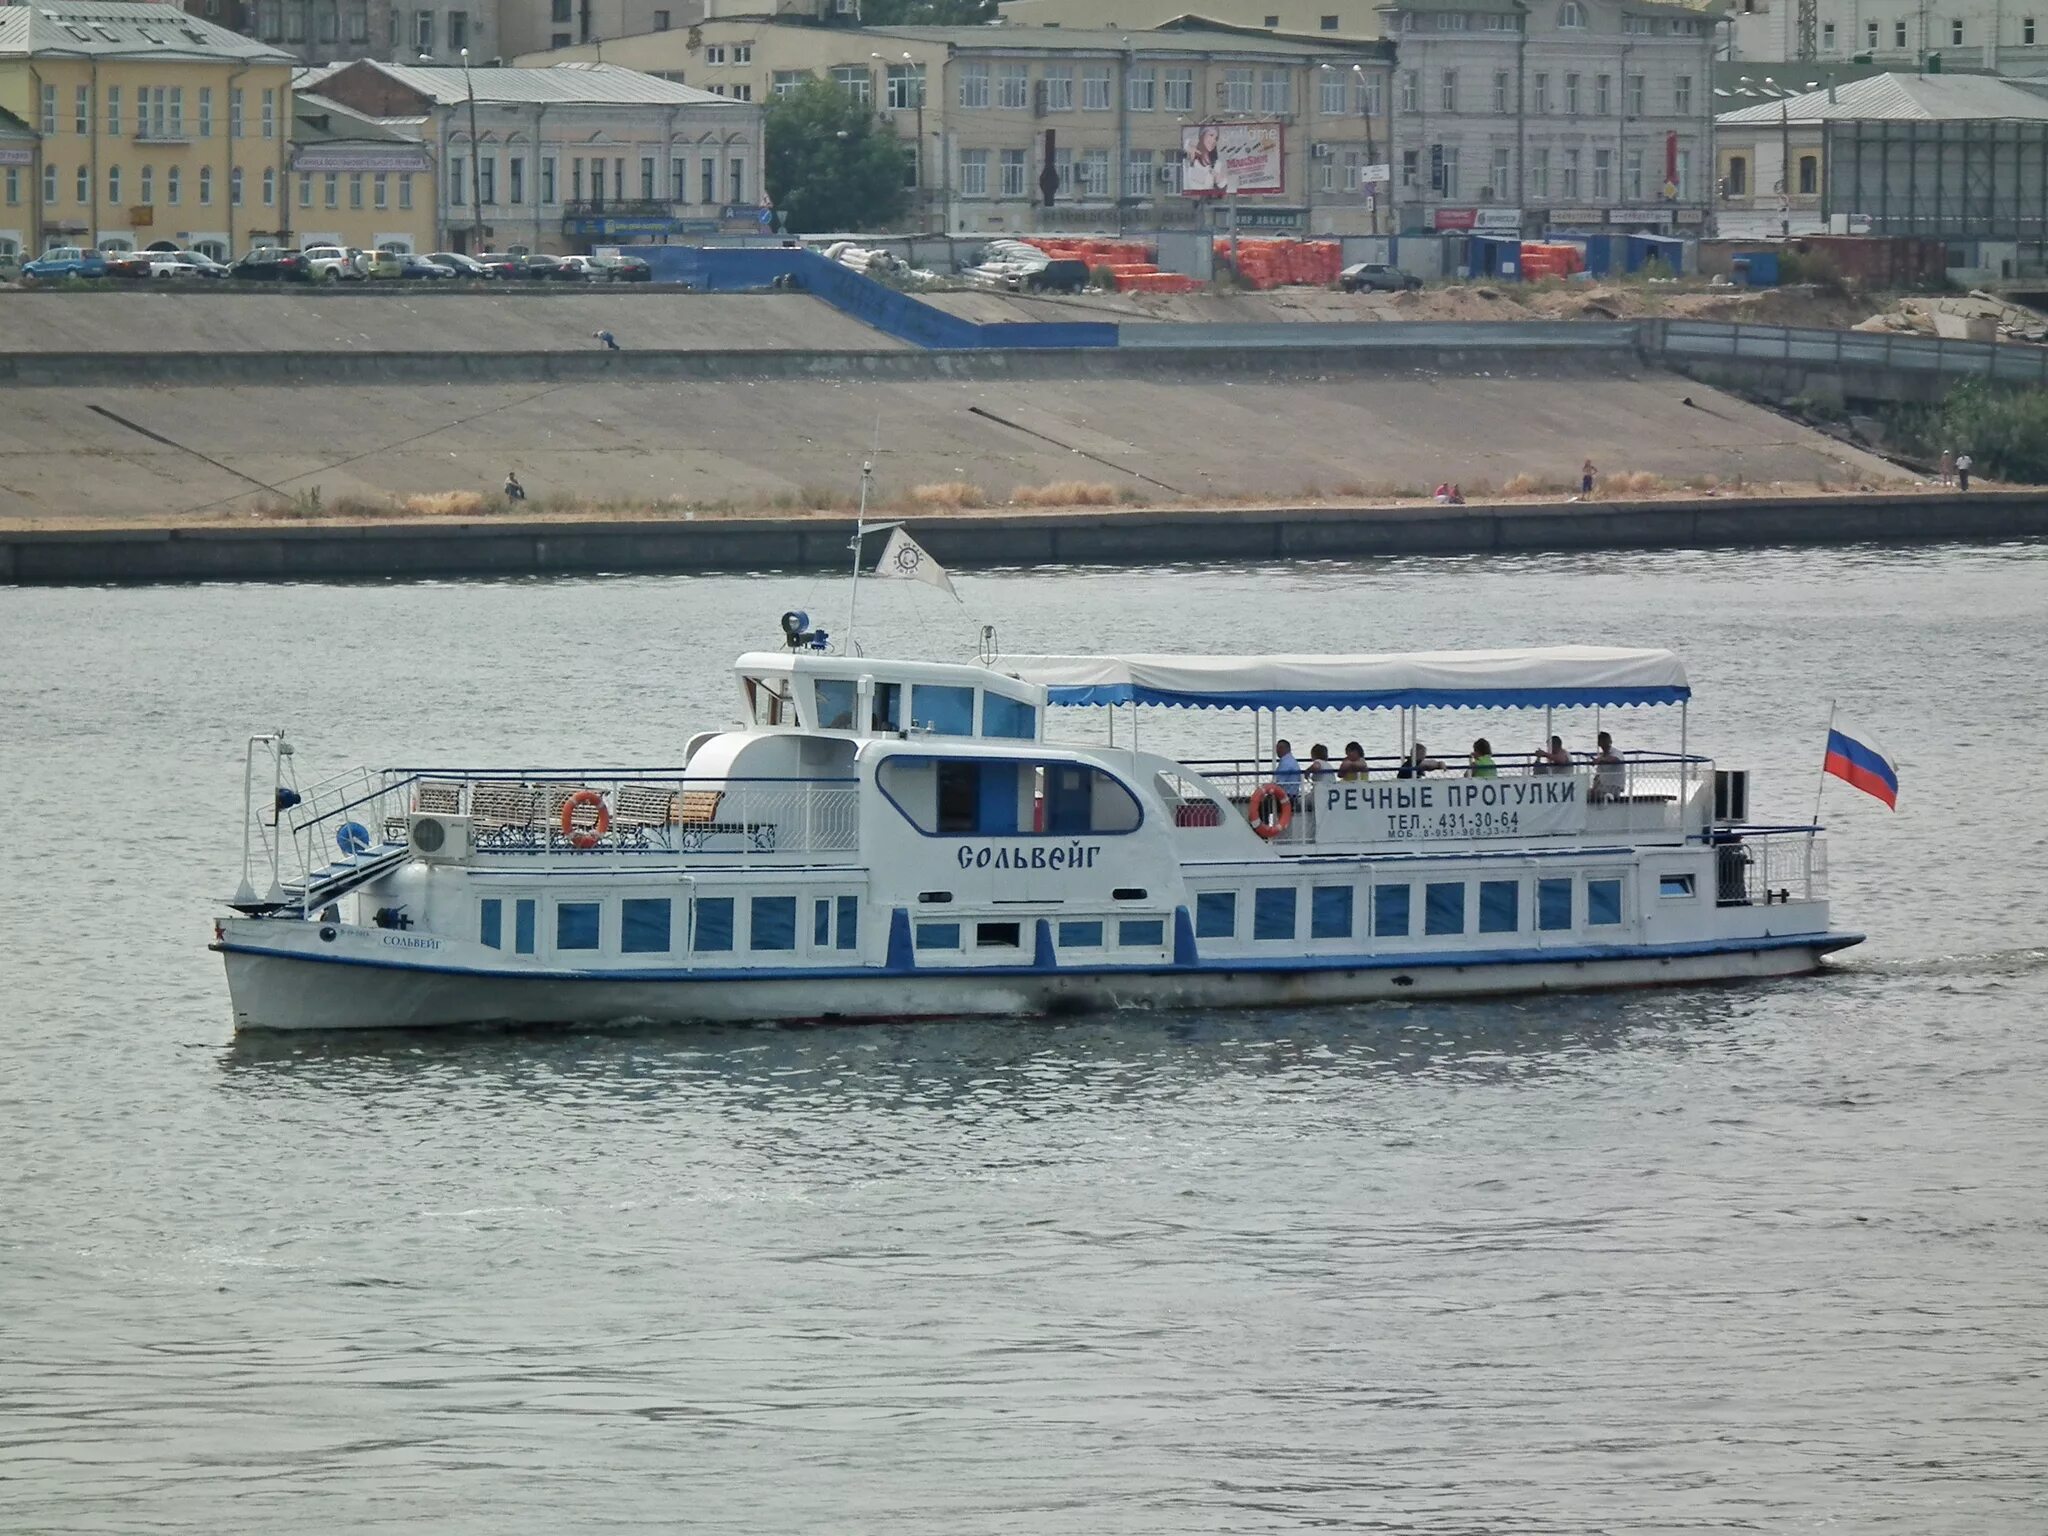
957, 842, 1105, 870
381, 933, 443, 950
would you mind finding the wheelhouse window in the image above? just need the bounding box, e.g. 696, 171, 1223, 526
982, 693, 1036, 739
910, 683, 974, 735
814, 678, 857, 730
879, 757, 1142, 836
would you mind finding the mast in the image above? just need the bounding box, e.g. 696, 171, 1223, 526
846, 456, 874, 655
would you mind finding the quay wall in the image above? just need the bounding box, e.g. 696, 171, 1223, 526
6, 492, 2043, 587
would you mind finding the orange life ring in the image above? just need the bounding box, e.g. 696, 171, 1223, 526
1249, 782, 1294, 840
560, 789, 610, 849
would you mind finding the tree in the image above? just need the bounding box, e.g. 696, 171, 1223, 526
764, 79, 911, 235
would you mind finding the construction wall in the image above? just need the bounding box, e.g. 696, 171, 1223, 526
1826, 119, 2048, 243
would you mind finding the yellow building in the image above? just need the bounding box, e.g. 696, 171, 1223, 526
0, 0, 296, 259
289, 91, 437, 254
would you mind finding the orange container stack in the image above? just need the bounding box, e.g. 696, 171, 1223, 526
1210, 238, 1345, 289
1517, 241, 1587, 281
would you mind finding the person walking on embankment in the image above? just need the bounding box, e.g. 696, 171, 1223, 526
1956, 452, 1974, 492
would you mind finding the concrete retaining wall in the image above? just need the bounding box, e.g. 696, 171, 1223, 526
8, 492, 2042, 586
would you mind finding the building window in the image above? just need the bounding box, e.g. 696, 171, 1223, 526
1000, 147, 1027, 196
1559, 0, 1584, 25
1627, 73, 1644, 116
1538, 878, 1572, 930
1260, 68, 1290, 114
1866, 18, 1879, 46
1424, 881, 1465, 936
450, 155, 465, 205
348, 171, 363, 208
1044, 67, 1075, 111
349, 1, 368, 41
555, 902, 600, 951
621, 898, 671, 954
692, 897, 734, 952
1363, 73, 1381, 116
1082, 64, 1112, 110
198, 86, 213, 139
1478, 880, 1518, 934
1587, 877, 1623, 926
704, 43, 725, 62
540, 157, 555, 204
228, 88, 241, 140
1196, 890, 1236, 939
231, 166, 244, 205
1561, 147, 1580, 197
74, 85, 89, 135
41, 84, 56, 135
1222, 67, 1253, 112
449, 9, 468, 48
700, 156, 713, 203
415, 10, 432, 50
1490, 145, 1510, 197
1321, 12, 1338, 26
44, 164, 58, 205
1564, 72, 1580, 113
108, 86, 122, 137
1798, 154, 1818, 194
2026, 17, 2037, 43
1674, 75, 1692, 114
1625, 147, 1643, 198
1373, 884, 1411, 937
262, 89, 276, 139
1895, 18, 1908, 45
324, 171, 338, 207
1253, 887, 1297, 941
1128, 67, 1156, 110
1078, 147, 1109, 197
299, 172, 311, 208
1399, 69, 1417, 113
399, 173, 413, 208
167, 166, 182, 204
1726, 155, 1747, 194
1310, 885, 1354, 940
1440, 68, 1457, 112
636, 155, 651, 200
1162, 67, 1194, 111
1492, 69, 1509, 113
1321, 71, 1347, 115
654, 7, 670, 25
958, 62, 989, 108
832, 65, 872, 104
730, 157, 744, 202
1529, 145, 1549, 198
373, 171, 387, 209
199, 166, 213, 204
1400, 147, 1419, 187
1951, 17, 1964, 42
479, 155, 496, 204
770, 70, 809, 98
887, 64, 925, 109
1532, 71, 1549, 112
262, 166, 274, 205
1595, 73, 1610, 114
107, 165, 122, 203
1593, 146, 1612, 197
959, 147, 989, 196
1125, 148, 1155, 196
986, 62, 1023, 110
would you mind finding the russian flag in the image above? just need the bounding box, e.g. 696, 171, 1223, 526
1824, 725, 1899, 809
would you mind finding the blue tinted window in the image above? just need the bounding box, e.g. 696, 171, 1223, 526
983, 693, 1037, 739
1424, 881, 1465, 936
1659, 874, 1696, 898
1058, 919, 1103, 947
1588, 877, 1623, 926
514, 898, 536, 955
480, 898, 502, 949
1253, 886, 1297, 941
621, 897, 670, 953
1119, 918, 1165, 947
814, 678, 857, 730
814, 897, 831, 947
916, 921, 960, 950
911, 684, 974, 736
751, 895, 797, 951
1373, 885, 1410, 937
1478, 880, 1518, 934
836, 895, 858, 951
692, 896, 734, 952
556, 901, 600, 951
1195, 890, 1236, 938
1538, 878, 1572, 931
1310, 885, 1354, 939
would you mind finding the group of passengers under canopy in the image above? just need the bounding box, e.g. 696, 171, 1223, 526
1270, 731, 1628, 798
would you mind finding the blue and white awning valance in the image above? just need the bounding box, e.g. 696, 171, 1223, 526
1000, 646, 1690, 711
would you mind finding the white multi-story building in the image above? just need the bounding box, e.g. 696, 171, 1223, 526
1378, 0, 1721, 233
1728, 0, 2048, 76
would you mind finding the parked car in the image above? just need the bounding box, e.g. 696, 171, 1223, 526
474, 252, 524, 280
357, 249, 407, 281
174, 249, 233, 278
300, 245, 362, 281
1338, 262, 1422, 293
105, 251, 159, 280
148, 256, 222, 281
519, 253, 568, 281
1022, 258, 1089, 294
426, 251, 492, 279
588, 252, 652, 283
22, 246, 110, 281
402, 253, 457, 280
231, 248, 312, 282
551, 255, 600, 282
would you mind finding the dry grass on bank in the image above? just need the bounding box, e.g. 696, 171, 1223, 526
910, 480, 988, 509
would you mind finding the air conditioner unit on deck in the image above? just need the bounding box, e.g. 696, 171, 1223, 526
408, 813, 475, 863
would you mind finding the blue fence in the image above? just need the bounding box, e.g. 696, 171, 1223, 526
641, 246, 1117, 352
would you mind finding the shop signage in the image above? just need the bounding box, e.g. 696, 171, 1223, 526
1549, 206, 1603, 225
1608, 208, 1675, 225
291, 147, 431, 173
1674, 208, 1707, 225
0, 147, 33, 166
1434, 207, 1478, 230
1475, 206, 1521, 230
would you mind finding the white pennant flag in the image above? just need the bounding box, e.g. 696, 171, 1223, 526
875, 526, 960, 601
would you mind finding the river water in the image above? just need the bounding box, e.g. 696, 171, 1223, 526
3, 545, 2045, 1533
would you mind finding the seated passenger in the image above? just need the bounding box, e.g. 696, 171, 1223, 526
1592, 730, 1625, 800
1337, 741, 1369, 781
1468, 737, 1497, 777
1533, 734, 1572, 774
1306, 743, 1335, 782
1273, 738, 1303, 798
1396, 742, 1445, 779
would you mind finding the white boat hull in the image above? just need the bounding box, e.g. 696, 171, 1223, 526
218, 932, 1854, 1033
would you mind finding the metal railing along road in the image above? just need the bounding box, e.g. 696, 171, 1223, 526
1647, 318, 2048, 385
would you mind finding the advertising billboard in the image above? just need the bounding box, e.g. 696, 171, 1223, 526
1180, 121, 1284, 196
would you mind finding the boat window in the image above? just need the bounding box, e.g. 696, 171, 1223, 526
515, 899, 536, 955
837, 895, 859, 951
556, 901, 601, 951
751, 895, 797, 951
1311, 885, 1354, 940
743, 676, 792, 727
879, 757, 1140, 837
815, 679, 858, 731
1479, 880, 1519, 934
1119, 918, 1165, 947
916, 921, 961, 950
918, 891, 953, 904
693, 896, 735, 952
1424, 881, 1466, 936
976, 921, 1022, 949
1058, 919, 1104, 948
910, 683, 975, 736
1373, 885, 1411, 938
1195, 890, 1236, 939
1253, 887, 1297, 941
1659, 874, 1696, 899
480, 898, 502, 949
1538, 878, 1573, 931
982, 693, 1036, 740
622, 897, 671, 954
1588, 877, 1624, 926
1112, 888, 1148, 901
814, 898, 832, 947
872, 681, 902, 733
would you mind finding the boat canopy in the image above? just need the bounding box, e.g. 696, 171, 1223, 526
1000, 646, 1691, 711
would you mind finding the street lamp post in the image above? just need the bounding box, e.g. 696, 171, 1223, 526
1355, 63, 1382, 236
460, 47, 483, 253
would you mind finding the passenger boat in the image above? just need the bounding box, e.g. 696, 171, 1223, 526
213, 630, 1860, 1032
